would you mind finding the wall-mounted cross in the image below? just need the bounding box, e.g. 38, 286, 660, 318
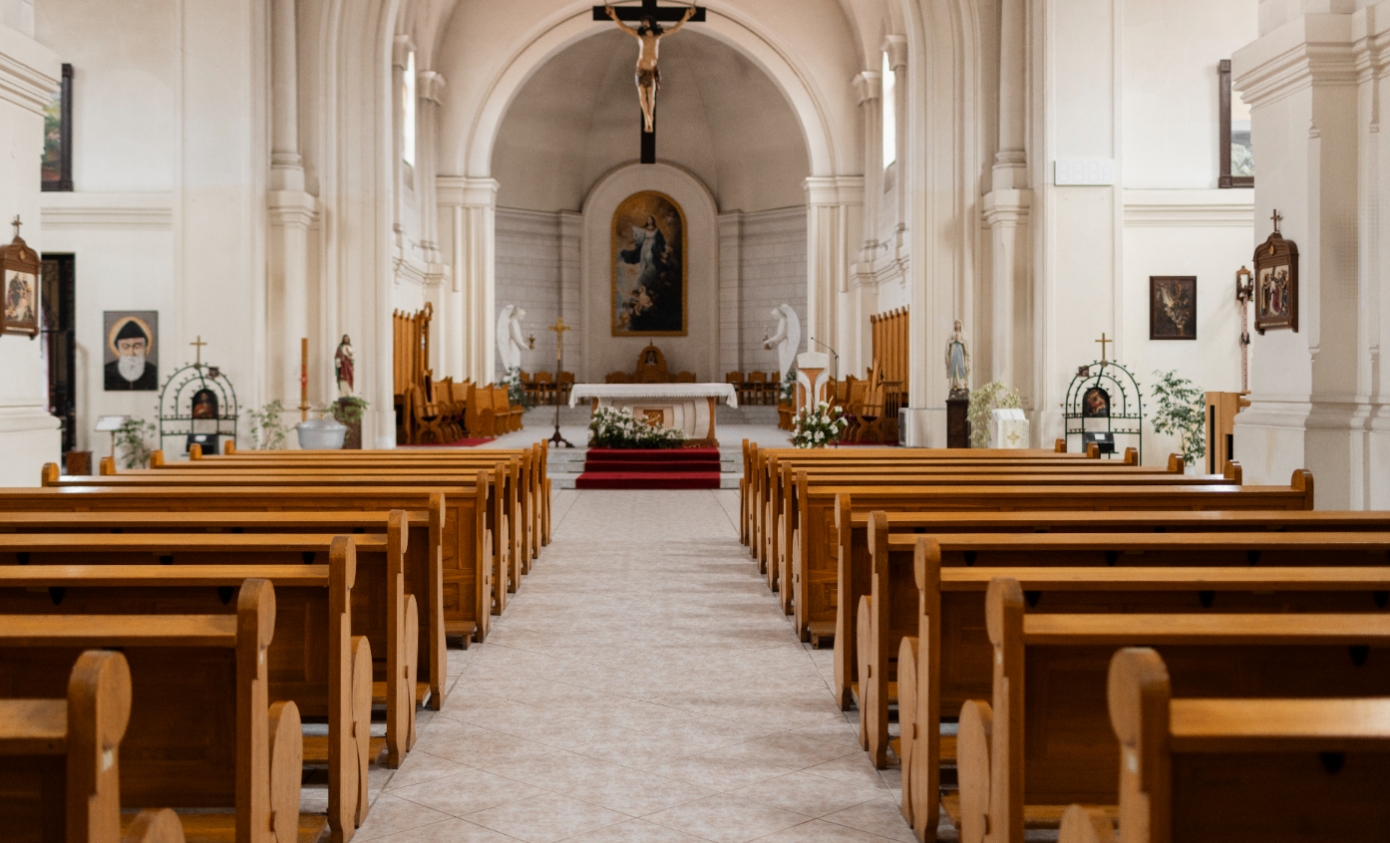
190, 335, 208, 366
1095, 332, 1112, 364
593, 0, 706, 164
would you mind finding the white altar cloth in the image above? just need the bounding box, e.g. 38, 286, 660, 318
568, 383, 739, 408
569, 383, 738, 446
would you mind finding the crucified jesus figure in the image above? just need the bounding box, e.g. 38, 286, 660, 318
606, 4, 695, 133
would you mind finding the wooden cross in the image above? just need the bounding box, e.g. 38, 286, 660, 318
1095, 332, 1112, 364
1270, 209, 1282, 234
593, 0, 706, 164
190, 335, 208, 366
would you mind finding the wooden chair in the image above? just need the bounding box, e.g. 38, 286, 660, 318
675, 371, 696, 383
408, 384, 448, 444
605, 372, 631, 384
745, 372, 767, 406
466, 383, 495, 438
0, 650, 186, 843
764, 371, 780, 405
493, 385, 521, 434
534, 371, 555, 406
557, 371, 575, 405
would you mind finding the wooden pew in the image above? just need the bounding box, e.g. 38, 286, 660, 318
0, 580, 312, 843
2, 481, 492, 646
0, 541, 373, 840
772, 457, 1208, 604
884, 534, 1390, 839
0, 509, 446, 715
0, 649, 186, 843
880, 531, 1390, 835
85, 459, 527, 599
1058, 648, 1390, 843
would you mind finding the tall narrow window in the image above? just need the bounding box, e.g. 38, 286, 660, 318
882, 51, 896, 169
402, 51, 417, 169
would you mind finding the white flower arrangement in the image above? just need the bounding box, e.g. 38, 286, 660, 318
791, 401, 847, 449
588, 405, 687, 449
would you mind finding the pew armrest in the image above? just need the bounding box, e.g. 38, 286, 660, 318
122, 810, 186, 843
1059, 805, 1115, 843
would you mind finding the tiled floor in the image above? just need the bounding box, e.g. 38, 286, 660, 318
354, 489, 916, 843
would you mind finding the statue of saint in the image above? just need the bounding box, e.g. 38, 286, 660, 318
334, 334, 355, 398
762, 304, 802, 386
946, 319, 970, 397
495, 305, 531, 374
605, 4, 696, 132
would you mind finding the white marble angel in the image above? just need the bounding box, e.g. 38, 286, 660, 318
762, 304, 802, 385
495, 305, 530, 374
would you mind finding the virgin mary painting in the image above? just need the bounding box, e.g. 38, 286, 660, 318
612, 191, 686, 336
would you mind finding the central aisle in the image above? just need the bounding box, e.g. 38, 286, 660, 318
356, 490, 914, 843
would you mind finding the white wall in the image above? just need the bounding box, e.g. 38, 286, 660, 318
0, 21, 60, 484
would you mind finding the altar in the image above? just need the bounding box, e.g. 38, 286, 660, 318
569, 383, 738, 447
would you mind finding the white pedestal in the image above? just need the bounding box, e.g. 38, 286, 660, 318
989, 408, 1029, 449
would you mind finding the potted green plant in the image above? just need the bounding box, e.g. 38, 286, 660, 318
966, 381, 1022, 448
246, 399, 289, 451
113, 416, 157, 469
1150, 369, 1205, 468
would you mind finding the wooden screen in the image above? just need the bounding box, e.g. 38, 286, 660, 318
869, 307, 909, 386
392, 302, 433, 398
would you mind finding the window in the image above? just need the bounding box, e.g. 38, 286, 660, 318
402, 50, 417, 169
1219, 59, 1252, 188
881, 51, 896, 169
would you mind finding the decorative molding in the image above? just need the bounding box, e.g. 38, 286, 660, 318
1122, 189, 1254, 227
883, 34, 908, 71
41, 193, 174, 229
1232, 14, 1357, 108
437, 176, 499, 207
0, 25, 59, 116
853, 71, 882, 104
982, 188, 1032, 228
268, 189, 319, 228
804, 176, 864, 206
418, 70, 446, 106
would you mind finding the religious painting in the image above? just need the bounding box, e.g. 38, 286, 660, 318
1, 226, 41, 338
102, 311, 159, 391
1149, 276, 1197, 340
612, 191, 687, 336
1082, 386, 1111, 418
42, 64, 72, 192
1253, 219, 1298, 334
1219, 59, 1253, 188
191, 388, 219, 419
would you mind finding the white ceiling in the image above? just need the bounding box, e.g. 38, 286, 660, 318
491, 29, 811, 214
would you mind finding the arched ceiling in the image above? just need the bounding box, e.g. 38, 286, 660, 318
491, 29, 810, 213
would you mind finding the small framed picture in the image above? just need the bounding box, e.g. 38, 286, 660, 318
1254, 216, 1298, 334
1149, 276, 1197, 340
1, 223, 40, 337
102, 311, 159, 390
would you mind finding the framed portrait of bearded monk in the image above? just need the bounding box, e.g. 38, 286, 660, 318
103, 310, 159, 391
612, 190, 687, 336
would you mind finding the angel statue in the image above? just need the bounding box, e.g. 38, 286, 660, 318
946, 319, 970, 397
495, 305, 531, 374
762, 304, 802, 385
605, 3, 696, 132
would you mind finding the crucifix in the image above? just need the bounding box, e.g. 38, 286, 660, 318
1095, 332, 1112, 364
190, 335, 208, 367
594, 0, 705, 164
546, 316, 574, 448
11, 215, 21, 239
1271, 209, 1283, 234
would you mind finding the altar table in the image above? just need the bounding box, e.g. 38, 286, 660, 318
569, 383, 739, 447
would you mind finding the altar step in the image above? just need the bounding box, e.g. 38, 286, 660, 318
575, 448, 722, 490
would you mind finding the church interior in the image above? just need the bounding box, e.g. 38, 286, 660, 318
3, 1, 1390, 842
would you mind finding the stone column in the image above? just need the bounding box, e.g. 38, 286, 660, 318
982, 0, 1032, 396
391, 36, 412, 254
437, 177, 499, 384
416, 70, 449, 375
885, 36, 909, 262
267, 0, 317, 407
558, 211, 583, 378
1232, 10, 1374, 507
804, 177, 864, 380
718, 211, 743, 376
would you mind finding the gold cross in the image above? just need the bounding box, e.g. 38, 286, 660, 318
1271, 209, 1282, 234
10, 215, 20, 239
1095, 332, 1112, 364
548, 317, 572, 357
190, 335, 208, 366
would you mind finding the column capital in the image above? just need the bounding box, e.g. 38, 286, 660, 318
436, 176, 499, 207
853, 71, 882, 105
883, 35, 908, 71
418, 70, 446, 106
1232, 13, 1356, 108
804, 176, 865, 206
392, 34, 414, 70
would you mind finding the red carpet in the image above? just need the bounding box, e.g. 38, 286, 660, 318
576, 447, 722, 490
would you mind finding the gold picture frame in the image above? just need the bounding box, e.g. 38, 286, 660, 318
1, 222, 40, 338
611, 190, 688, 337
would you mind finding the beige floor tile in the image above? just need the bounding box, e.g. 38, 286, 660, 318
353, 793, 453, 841
729, 770, 886, 818
425, 723, 559, 768
351, 818, 519, 843
640, 749, 800, 792
389, 766, 546, 817
561, 764, 717, 816
559, 818, 709, 842
751, 818, 907, 842
464, 791, 630, 843
383, 749, 470, 791
481, 749, 633, 792
819, 797, 919, 843
644, 793, 807, 843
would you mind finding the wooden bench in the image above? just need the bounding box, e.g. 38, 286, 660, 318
83, 460, 526, 602
0, 579, 314, 843
770, 457, 1208, 603
0, 541, 373, 841
795, 471, 1308, 651
2, 482, 492, 645
1058, 648, 1390, 843
895, 570, 1390, 843
0, 649, 186, 843
0, 509, 447, 716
